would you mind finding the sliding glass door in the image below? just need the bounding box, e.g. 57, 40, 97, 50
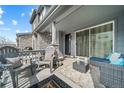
90, 23, 113, 57
76, 29, 89, 57
76, 22, 113, 58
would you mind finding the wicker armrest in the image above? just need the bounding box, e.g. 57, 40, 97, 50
90, 58, 124, 88
100, 63, 124, 88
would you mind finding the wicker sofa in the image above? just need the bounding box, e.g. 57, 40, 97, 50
89, 57, 124, 88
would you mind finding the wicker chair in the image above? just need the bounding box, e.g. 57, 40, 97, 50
89, 57, 124, 88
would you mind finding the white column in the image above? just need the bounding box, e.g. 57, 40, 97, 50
32, 35, 35, 50
51, 22, 57, 44
33, 34, 37, 50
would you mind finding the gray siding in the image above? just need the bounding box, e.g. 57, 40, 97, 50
58, 31, 63, 54
116, 14, 124, 53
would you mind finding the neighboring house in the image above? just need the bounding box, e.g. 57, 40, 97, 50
30, 5, 52, 50
30, 5, 124, 58
16, 33, 32, 50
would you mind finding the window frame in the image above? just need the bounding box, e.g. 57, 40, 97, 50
75, 20, 115, 57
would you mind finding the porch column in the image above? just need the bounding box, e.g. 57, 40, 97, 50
51, 22, 57, 44
51, 22, 63, 68
37, 32, 41, 49
32, 33, 37, 50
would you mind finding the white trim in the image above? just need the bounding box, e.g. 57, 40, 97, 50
74, 31, 76, 57
76, 21, 114, 33
113, 21, 115, 52
41, 6, 60, 26
75, 20, 115, 57
89, 29, 91, 57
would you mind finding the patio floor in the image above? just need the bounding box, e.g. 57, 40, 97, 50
3, 58, 94, 88
54, 58, 94, 88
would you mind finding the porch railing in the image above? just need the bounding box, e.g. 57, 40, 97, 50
18, 49, 45, 64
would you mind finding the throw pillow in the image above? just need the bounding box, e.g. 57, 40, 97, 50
6, 57, 22, 69
108, 53, 120, 63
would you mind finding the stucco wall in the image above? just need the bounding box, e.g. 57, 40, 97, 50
32, 32, 52, 50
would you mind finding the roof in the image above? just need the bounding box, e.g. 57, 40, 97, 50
37, 5, 44, 14
30, 5, 45, 24
30, 5, 52, 24
16, 32, 32, 37
29, 9, 37, 24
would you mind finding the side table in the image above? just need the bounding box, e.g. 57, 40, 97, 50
73, 61, 89, 73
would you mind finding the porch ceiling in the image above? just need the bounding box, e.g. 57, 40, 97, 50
56, 5, 124, 33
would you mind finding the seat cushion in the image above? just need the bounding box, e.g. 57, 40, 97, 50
90, 57, 110, 63
35, 61, 50, 65
6, 57, 22, 69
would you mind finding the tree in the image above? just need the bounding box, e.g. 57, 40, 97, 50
0, 36, 15, 47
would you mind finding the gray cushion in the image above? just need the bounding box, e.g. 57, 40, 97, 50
6, 57, 22, 69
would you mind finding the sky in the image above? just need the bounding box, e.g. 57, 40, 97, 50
0, 5, 39, 43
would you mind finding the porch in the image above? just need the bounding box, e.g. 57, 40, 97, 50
31, 5, 124, 57
3, 57, 94, 88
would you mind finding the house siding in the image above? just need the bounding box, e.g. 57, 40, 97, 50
58, 31, 65, 54
116, 14, 124, 53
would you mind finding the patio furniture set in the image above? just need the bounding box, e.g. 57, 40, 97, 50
0, 45, 62, 88
0, 46, 124, 88
72, 53, 124, 88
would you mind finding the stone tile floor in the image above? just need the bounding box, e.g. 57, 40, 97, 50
54, 58, 94, 88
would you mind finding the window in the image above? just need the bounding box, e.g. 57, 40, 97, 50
42, 8, 46, 17
76, 29, 89, 57
39, 8, 46, 22
33, 23, 36, 29
76, 21, 113, 58
33, 18, 37, 29
33, 15, 40, 30
40, 14, 43, 21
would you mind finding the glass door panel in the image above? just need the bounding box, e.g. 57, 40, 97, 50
76, 29, 89, 57
90, 23, 113, 57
